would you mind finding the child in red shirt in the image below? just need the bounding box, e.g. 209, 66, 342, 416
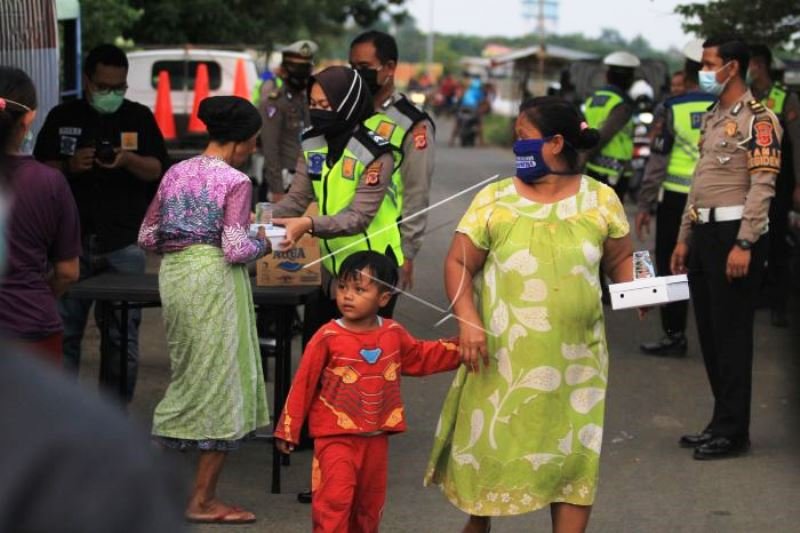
275, 251, 461, 533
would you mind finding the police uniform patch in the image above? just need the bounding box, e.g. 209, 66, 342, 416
747, 117, 781, 173
376, 121, 395, 140
413, 124, 428, 150
754, 120, 774, 147
308, 152, 325, 175
690, 112, 704, 130
366, 130, 389, 146
342, 157, 356, 179
364, 162, 382, 186
725, 121, 737, 137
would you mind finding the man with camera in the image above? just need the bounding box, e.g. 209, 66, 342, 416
35, 44, 168, 401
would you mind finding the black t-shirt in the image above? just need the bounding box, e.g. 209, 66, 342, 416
34, 99, 169, 253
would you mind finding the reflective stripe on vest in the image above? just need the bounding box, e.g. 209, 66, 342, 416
584, 89, 634, 178
302, 136, 403, 274
664, 96, 714, 193
364, 112, 406, 215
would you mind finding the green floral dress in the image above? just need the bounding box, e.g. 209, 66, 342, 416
425, 176, 629, 516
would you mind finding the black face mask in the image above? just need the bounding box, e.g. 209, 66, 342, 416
355, 67, 381, 96
284, 62, 312, 90
309, 109, 343, 137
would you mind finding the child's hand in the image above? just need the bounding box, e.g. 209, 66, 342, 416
275, 438, 295, 455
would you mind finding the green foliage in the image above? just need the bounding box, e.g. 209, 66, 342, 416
124, 0, 407, 52
675, 0, 800, 50
482, 114, 514, 147
80, 0, 143, 51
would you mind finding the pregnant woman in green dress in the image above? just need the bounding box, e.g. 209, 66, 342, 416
426, 97, 637, 532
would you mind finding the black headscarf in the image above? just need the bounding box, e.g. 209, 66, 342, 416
198, 96, 262, 143
307, 66, 375, 162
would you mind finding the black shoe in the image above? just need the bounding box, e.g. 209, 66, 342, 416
679, 430, 713, 448
297, 490, 312, 504
640, 333, 688, 357
693, 437, 750, 460
771, 309, 789, 328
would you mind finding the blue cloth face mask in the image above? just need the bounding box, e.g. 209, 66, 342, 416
514, 138, 572, 183
698, 62, 731, 96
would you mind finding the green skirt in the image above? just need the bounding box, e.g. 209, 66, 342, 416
152, 245, 269, 445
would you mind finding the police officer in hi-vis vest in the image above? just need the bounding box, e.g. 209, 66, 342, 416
582, 51, 640, 201
635, 39, 716, 356
671, 36, 782, 460
349, 30, 436, 291
747, 44, 800, 328
272, 67, 401, 340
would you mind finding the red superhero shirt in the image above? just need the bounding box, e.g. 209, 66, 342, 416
275, 318, 460, 444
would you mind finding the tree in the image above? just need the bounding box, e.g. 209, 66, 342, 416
675, 0, 800, 50
125, 0, 407, 52
80, 0, 143, 51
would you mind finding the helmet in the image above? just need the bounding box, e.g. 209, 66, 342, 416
682, 38, 704, 63
603, 51, 640, 68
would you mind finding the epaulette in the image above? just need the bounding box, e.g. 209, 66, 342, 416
394, 95, 431, 129
748, 99, 768, 114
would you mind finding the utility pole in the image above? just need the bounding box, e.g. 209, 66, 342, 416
426, 0, 435, 76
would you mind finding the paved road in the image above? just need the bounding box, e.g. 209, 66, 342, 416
78, 133, 799, 532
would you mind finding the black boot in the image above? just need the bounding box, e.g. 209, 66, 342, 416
640, 332, 687, 357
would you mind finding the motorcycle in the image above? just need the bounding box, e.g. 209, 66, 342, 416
456, 106, 481, 147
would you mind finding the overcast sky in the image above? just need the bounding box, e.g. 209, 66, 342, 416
405, 0, 703, 52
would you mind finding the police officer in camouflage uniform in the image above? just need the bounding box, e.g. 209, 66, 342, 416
259, 40, 317, 202
582, 51, 640, 202
636, 39, 715, 356
349, 30, 436, 290
747, 44, 800, 328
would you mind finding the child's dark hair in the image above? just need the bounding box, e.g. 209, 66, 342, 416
338, 251, 398, 293
0, 66, 37, 186
518, 96, 599, 171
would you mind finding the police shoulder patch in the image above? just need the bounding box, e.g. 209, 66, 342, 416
747, 116, 781, 173
364, 162, 383, 186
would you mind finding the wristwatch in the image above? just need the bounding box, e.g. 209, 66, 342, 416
735, 239, 753, 250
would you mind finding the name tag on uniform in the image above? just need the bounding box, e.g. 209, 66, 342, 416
121, 132, 138, 151
59, 127, 82, 136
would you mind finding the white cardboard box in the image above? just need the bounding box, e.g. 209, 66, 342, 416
249, 225, 286, 251
609, 274, 690, 310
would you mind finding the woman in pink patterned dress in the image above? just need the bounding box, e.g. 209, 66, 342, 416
138, 96, 270, 524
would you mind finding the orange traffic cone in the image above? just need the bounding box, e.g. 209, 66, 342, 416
233, 58, 249, 99
187, 63, 210, 133
154, 70, 176, 140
